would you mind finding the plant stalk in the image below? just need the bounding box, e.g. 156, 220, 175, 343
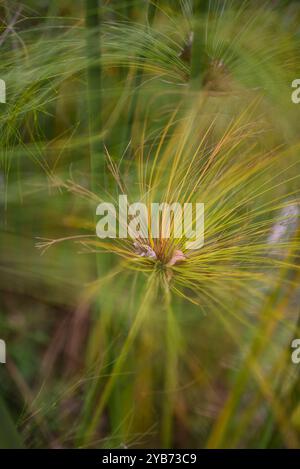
85, 0, 105, 195
190, 0, 209, 89
0, 395, 23, 448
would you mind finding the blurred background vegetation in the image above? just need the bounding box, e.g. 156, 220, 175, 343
0, 0, 300, 448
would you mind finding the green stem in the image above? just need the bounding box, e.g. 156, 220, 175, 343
124, 0, 159, 148
79, 275, 155, 447
161, 285, 178, 448
85, 0, 105, 194
79, 0, 107, 444
147, 0, 159, 26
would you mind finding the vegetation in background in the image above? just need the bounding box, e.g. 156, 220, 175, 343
0, 0, 300, 449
